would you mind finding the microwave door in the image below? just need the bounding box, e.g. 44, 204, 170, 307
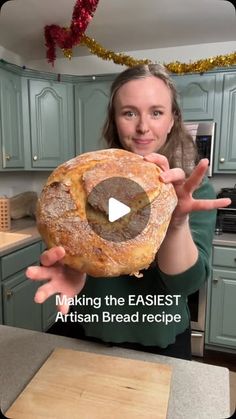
184, 122, 215, 177
196, 135, 212, 159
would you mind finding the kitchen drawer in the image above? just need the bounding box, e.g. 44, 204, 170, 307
212, 246, 236, 268
1, 242, 41, 279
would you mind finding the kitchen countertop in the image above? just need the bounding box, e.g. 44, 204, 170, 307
0, 325, 230, 419
213, 232, 236, 247
0, 218, 236, 257
0, 218, 41, 256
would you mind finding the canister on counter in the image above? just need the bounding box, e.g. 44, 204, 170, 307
0, 196, 11, 231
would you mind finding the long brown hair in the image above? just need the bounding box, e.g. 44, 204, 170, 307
102, 64, 199, 176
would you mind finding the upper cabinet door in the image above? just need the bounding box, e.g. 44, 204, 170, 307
216, 73, 236, 172
173, 73, 217, 120
75, 80, 112, 154
27, 79, 75, 168
0, 69, 24, 169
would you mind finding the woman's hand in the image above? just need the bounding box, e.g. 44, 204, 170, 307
144, 154, 231, 274
26, 246, 86, 314
144, 154, 231, 227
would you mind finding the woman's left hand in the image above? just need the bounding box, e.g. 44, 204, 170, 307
144, 154, 231, 227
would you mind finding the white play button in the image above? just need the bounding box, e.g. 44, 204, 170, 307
86, 177, 151, 242
108, 197, 131, 222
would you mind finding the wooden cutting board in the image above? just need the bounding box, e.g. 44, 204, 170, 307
6, 348, 172, 419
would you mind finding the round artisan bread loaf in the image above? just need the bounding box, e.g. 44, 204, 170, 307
36, 149, 177, 277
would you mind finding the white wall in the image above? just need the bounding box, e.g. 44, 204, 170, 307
210, 175, 236, 194
0, 171, 50, 198
25, 40, 236, 75
0, 45, 23, 66
0, 170, 235, 201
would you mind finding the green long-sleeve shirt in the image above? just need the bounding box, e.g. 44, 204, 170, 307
75, 177, 216, 348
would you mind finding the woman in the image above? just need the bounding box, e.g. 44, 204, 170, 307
26, 64, 230, 360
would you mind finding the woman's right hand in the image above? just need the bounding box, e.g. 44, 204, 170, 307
25, 246, 86, 314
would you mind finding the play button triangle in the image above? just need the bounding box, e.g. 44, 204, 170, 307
108, 197, 131, 222
86, 177, 151, 242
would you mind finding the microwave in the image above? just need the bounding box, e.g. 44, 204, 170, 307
184, 122, 215, 177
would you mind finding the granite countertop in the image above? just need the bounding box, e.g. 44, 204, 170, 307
0, 325, 230, 419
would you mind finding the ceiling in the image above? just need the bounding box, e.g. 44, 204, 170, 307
0, 0, 235, 62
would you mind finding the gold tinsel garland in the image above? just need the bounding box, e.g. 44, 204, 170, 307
62, 34, 236, 74
165, 52, 236, 74
81, 35, 151, 67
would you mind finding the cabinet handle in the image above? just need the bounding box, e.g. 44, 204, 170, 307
33, 155, 38, 161
219, 158, 225, 163
212, 277, 219, 283
6, 289, 13, 298
5, 154, 11, 161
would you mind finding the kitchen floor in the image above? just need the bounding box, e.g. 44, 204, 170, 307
193, 350, 236, 415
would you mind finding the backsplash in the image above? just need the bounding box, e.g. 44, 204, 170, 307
0, 172, 50, 198
210, 174, 236, 193
0, 171, 235, 199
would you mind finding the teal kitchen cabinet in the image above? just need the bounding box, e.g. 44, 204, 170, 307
1, 242, 42, 331
42, 294, 57, 331
207, 245, 236, 350
74, 78, 112, 154
172, 73, 218, 121
40, 241, 57, 330
214, 72, 236, 172
0, 68, 25, 169
2, 269, 42, 331
22, 78, 75, 169
0, 270, 2, 324
0, 240, 57, 331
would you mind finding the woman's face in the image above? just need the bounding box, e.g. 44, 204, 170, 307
114, 76, 174, 156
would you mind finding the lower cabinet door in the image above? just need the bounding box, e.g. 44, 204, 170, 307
40, 241, 57, 330
2, 270, 42, 331
209, 268, 236, 348
0, 284, 2, 324
42, 296, 57, 331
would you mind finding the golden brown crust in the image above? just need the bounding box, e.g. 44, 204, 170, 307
36, 149, 177, 277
